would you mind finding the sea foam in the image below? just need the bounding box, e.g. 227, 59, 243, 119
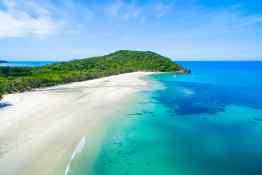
64, 136, 86, 175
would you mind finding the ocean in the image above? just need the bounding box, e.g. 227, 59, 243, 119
0, 61, 58, 67
3, 61, 262, 174
63, 61, 262, 175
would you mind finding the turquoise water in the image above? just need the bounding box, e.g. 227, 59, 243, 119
70, 61, 262, 175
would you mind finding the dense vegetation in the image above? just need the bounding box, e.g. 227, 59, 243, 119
0, 50, 185, 100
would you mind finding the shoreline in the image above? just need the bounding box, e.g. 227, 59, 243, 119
0, 72, 157, 175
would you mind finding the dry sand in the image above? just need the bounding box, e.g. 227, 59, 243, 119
0, 72, 155, 175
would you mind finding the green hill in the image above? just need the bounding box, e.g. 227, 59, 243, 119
0, 50, 187, 99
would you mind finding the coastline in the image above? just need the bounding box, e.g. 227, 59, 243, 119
0, 72, 157, 175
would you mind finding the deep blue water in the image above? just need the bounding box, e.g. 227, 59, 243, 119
44, 61, 262, 175
87, 61, 262, 175
2, 60, 260, 174
160, 61, 262, 115
0, 61, 58, 67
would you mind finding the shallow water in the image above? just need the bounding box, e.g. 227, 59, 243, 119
70, 61, 262, 175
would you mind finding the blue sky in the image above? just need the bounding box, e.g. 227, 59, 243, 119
0, 0, 262, 61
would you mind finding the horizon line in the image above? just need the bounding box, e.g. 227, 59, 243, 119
3, 57, 262, 62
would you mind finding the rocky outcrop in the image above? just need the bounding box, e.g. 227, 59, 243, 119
175, 69, 191, 74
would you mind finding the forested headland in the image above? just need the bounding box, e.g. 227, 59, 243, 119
0, 50, 188, 100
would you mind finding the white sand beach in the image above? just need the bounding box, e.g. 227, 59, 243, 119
0, 72, 155, 175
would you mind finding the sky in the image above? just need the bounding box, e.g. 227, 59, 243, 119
0, 0, 262, 61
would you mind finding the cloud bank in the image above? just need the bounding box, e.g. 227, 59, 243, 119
0, 0, 63, 37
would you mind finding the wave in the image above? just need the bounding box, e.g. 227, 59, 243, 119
181, 88, 195, 96
64, 136, 86, 175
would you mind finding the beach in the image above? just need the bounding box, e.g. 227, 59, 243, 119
0, 72, 155, 175
2, 62, 262, 175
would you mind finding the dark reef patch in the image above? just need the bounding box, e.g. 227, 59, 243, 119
253, 117, 262, 122
152, 80, 262, 116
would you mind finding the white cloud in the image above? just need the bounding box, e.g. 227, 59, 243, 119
154, 2, 174, 18
0, 0, 62, 38
105, 0, 142, 21
104, 1, 175, 22
106, 0, 124, 17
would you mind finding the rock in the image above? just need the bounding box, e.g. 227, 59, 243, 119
175, 69, 191, 74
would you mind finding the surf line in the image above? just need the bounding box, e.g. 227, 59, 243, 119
64, 136, 86, 175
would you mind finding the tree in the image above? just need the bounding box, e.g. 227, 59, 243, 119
0, 50, 188, 96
